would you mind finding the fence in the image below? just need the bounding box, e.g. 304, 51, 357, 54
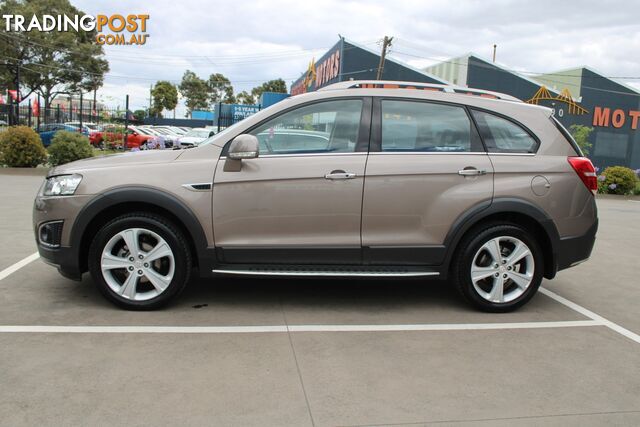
0, 104, 140, 129
0, 100, 262, 133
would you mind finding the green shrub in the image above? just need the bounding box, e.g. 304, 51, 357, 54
0, 126, 47, 167
597, 166, 638, 195
47, 131, 93, 167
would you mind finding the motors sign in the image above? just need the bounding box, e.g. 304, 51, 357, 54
291, 47, 341, 95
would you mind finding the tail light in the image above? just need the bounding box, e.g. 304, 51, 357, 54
567, 157, 597, 194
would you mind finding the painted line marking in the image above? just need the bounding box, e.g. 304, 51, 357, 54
0, 252, 635, 343
540, 287, 640, 344
0, 320, 602, 334
0, 252, 39, 281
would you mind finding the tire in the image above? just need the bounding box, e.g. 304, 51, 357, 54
88, 212, 192, 310
451, 223, 543, 312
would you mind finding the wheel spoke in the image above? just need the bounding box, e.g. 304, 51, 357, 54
506, 241, 530, 266
488, 276, 504, 302
101, 253, 130, 271
144, 268, 171, 293
508, 271, 531, 289
484, 238, 503, 264
119, 273, 138, 299
119, 229, 140, 257
144, 241, 172, 263
471, 265, 495, 282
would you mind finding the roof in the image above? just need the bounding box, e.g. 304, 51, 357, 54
319, 80, 522, 102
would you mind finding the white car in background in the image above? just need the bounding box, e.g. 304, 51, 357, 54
177, 128, 216, 148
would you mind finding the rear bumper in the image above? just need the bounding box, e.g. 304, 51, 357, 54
556, 219, 598, 272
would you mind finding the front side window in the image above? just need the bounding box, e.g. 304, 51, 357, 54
381, 100, 482, 152
472, 110, 538, 153
249, 99, 363, 155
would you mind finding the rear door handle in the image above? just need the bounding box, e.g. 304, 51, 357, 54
458, 168, 487, 176
325, 170, 356, 180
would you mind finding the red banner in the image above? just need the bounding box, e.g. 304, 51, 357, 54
8, 90, 19, 101
32, 99, 39, 117
0, 94, 4, 105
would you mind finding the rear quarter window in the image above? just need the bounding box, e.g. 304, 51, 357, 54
472, 110, 539, 154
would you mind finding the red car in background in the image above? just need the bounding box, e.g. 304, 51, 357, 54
99, 125, 155, 149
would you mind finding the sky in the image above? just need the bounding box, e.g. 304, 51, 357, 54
72, 0, 640, 115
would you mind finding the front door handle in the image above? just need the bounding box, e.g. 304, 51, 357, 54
325, 170, 356, 180
458, 168, 487, 176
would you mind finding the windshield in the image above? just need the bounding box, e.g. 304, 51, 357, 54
185, 129, 211, 138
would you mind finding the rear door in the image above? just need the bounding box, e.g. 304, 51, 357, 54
213, 97, 371, 264
361, 98, 494, 265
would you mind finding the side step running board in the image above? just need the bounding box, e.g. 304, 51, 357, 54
212, 267, 440, 278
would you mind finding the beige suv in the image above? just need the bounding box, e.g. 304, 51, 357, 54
34, 81, 598, 311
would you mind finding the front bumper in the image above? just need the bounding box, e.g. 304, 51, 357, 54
33, 193, 95, 281
37, 244, 83, 280
556, 219, 598, 272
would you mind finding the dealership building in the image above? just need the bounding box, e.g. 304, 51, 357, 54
292, 39, 640, 169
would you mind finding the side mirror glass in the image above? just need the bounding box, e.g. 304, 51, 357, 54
228, 134, 259, 160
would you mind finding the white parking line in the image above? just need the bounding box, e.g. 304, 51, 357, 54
540, 287, 640, 344
0, 252, 39, 281
0, 320, 602, 334
0, 252, 637, 343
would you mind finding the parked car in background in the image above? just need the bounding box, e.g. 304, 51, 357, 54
100, 124, 154, 149
142, 126, 178, 147
177, 127, 216, 148
155, 125, 187, 136
67, 122, 105, 147
128, 126, 166, 149
37, 123, 89, 147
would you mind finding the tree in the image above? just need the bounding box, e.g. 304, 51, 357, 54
251, 78, 287, 103
151, 81, 178, 118
133, 109, 146, 122
569, 124, 594, 156
235, 91, 256, 105
207, 73, 234, 105
178, 70, 209, 117
0, 0, 109, 112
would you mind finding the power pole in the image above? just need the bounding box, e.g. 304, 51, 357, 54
492, 44, 497, 63
376, 36, 393, 80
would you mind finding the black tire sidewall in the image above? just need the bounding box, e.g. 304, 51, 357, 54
88, 214, 191, 310
455, 224, 544, 312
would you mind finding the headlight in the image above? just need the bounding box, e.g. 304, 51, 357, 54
43, 174, 82, 196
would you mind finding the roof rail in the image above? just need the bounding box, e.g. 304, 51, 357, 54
318, 80, 522, 102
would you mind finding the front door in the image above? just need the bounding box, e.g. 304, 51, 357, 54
362, 98, 494, 265
213, 98, 371, 264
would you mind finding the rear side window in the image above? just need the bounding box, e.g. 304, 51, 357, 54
551, 116, 582, 156
381, 100, 483, 152
472, 110, 539, 153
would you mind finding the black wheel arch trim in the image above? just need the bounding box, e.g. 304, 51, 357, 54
69, 186, 210, 273
440, 197, 561, 279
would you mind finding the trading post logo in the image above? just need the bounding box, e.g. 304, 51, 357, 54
1, 14, 150, 46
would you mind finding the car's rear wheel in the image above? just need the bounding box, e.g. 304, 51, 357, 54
88, 212, 192, 310
452, 223, 543, 312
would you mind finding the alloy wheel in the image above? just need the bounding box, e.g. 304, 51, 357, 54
100, 227, 175, 301
470, 236, 535, 304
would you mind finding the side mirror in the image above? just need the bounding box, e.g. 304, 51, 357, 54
228, 134, 259, 160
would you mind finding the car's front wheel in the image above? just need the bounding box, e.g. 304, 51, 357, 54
452, 223, 543, 312
88, 212, 192, 310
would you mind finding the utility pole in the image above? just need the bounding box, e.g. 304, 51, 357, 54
492, 44, 497, 63
124, 94, 130, 149
148, 84, 152, 118
376, 36, 393, 80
